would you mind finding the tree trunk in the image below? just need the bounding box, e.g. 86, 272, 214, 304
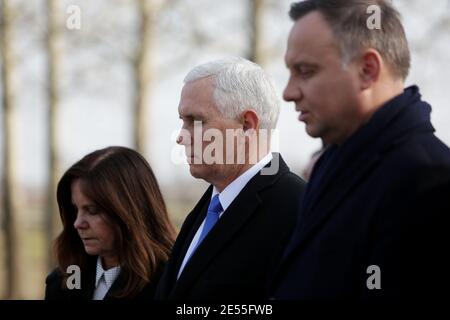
45, 0, 60, 271
247, 0, 264, 65
133, 0, 154, 155
0, 0, 19, 299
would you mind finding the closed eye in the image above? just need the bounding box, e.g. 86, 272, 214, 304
180, 115, 206, 127
300, 70, 315, 78
291, 62, 318, 79
85, 205, 99, 215
296, 67, 316, 78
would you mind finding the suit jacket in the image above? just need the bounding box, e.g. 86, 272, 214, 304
155, 154, 306, 300
270, 86, 450, 300
45, 255, 162, 300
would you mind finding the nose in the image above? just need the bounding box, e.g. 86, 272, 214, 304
74, 212, 88, 230
176, 128, 192, 146
283, 76, 303, 103
176, 134, 183, 145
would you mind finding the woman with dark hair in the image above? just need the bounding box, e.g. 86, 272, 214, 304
45, 146, 176, 300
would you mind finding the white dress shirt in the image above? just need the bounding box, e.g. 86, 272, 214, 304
92, 256, 121, 300
177, 153, 273, 279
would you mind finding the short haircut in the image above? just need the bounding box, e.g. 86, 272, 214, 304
289, 0, 411, 80
184, 56, 281, 129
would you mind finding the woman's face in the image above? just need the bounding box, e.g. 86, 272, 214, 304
71, 179, 118, 268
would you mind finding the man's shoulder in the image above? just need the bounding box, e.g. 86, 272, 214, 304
256, 170, 305, 213
261, 153, 306, 188
266, 167, 306, 192
366, 132, 450, 204
381, 132, 450, 173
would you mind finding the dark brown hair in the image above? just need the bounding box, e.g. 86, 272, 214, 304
54, 146, 176, 298
289, 0, 411, 80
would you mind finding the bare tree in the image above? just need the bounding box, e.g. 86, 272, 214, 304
133, 0, 169, 154
132, 0, 181, 155
0, 0, 19, 299
44, 0, 61, 271
132, 0, 155, 154
247, 0, 265, 65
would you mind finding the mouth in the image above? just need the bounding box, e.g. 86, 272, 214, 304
187, 155, 201, 164
80, 237, 95, 242
298, 110, 310, 122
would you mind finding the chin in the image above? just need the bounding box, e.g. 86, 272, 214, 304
306, 122, 327, 139
84, 247, 99, 256
189, 165, 203, 178
305, 127, 320, 139
189, 165, 214, 182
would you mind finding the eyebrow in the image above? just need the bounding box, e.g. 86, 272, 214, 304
179, 112, 205, 120
71, 202, 97, 209
288, 61, 319, 69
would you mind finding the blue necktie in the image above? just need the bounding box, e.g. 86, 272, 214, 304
196, 194, 222, 249
176, 194, 223, 280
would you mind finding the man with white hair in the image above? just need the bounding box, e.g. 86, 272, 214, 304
155, 57, 305, 300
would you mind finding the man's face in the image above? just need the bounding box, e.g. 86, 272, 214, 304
284, 12, 363, 145
177, 77, 243, 184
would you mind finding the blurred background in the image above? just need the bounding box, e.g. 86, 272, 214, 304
0, 0, 449, 299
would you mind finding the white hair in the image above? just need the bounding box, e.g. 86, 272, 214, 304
183, 57, 280, 130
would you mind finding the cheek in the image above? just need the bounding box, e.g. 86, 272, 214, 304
309, 95, 333, 121
311, 82, 347, 119
94, 217, 116, 246
103, 226, 116, 247
303, 79, 331, 107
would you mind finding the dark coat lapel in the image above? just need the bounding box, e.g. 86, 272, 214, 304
158, 187, 212, 297
285, 152, 381, 260
174, 189, 213, 271
171, 154, 290, 298
105, 271, 126, 300
79, 257, 97, 300
283, 120, 388, 260
282, 85, 434, 262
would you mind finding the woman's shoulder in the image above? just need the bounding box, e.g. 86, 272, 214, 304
136, 262, 166, 300
45, 268, 64, 285
117, 263, 165, 300
44, 268, 66, 300
44, 260, 96, 300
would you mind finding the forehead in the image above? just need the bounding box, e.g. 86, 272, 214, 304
178, 77, 218, 117
71, 179, 92, 202
285, 11, 340, 66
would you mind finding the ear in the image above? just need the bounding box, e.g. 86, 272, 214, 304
359, 49, 382, 89
240, 109, 260, 131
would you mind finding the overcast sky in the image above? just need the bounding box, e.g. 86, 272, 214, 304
1, 0, 449, 191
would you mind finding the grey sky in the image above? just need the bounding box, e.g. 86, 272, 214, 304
1, 0, 449, 191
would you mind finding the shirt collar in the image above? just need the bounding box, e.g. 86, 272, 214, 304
212, 152, 273, 211
95, 256, 121, 288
